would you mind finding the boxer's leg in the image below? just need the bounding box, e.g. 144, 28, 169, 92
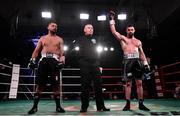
123, 81, 132, 111
28, 85, 44, 114
51, 59, 65, 113
53, 84, 65, 113
123, 59, 133, 111
136, 80, 150, 111
134, 60, 150, 111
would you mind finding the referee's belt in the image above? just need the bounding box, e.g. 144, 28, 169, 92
124, 53, 139, 59
41, 53, 59, 61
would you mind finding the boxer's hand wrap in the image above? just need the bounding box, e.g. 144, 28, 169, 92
109, 20, 115, 25
28, 58, 36, 69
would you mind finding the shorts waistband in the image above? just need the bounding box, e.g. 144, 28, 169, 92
41, 53, 59, 61
124, 53, 139, 59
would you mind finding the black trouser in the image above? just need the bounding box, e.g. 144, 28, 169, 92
79, 59, 104, 109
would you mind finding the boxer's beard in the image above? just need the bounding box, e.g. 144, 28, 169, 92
50, 30, 56, 35
128, 32, 134, 38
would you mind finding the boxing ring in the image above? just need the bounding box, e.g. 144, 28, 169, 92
0, 62, 180, 115
159, 62, 180, 98
0, 63, 124, 100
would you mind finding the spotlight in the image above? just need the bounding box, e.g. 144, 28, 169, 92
110, 47, 114, 51
41, 11, 51, 18
96, 45, 103, 53
118, 14, 127, 20
63, 45, 68, 51
102, 88, 106, 91
80, 13, 89, 20
97, 15, 106, 21
104, 47, 108, 51
75, 46, 80, 51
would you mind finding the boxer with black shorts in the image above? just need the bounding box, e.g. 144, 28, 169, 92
109, 11, 150, 111
28, 22, 65, 114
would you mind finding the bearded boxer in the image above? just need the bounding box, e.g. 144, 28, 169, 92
28, 22, 65, 114
108, 11, 150, 111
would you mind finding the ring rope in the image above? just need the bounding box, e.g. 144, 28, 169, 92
0, 83, 123, 87
102, 68, 122, 71
0, 72, 11, 77
0, 63, 12, 68
19, 75, 35, 78
165, 81, 180, 84
162, 71, 180, 76
62, 76, 81, 78
62, 68, 80, 71
160, 61, 180, 69
0, 91, 124, 94
0, 82, 11, 85
101, 76, 123, 78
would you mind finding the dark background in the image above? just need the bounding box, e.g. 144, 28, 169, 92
0, 0, 180, 68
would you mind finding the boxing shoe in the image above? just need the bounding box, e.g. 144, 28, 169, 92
80, 107, 87, 113
97, 107, 110, 111
56, 106, 65, 113
122, 104, 130, 111
139, 104, 150, 111
123, 100, 130, 111
28, 107, 38, 114
139, 99, 150, 111
80, 108, 87, 113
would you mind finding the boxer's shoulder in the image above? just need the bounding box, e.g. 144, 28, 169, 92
39, 35, 47, 40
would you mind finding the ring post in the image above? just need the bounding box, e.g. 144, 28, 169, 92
59, 68, 63, 105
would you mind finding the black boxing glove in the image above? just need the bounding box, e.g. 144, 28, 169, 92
28, 58, 36, 70
108, 11, 116, 25
56, 62, 64, 69
143, 65, 151, 74
108, 11, 116, 20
